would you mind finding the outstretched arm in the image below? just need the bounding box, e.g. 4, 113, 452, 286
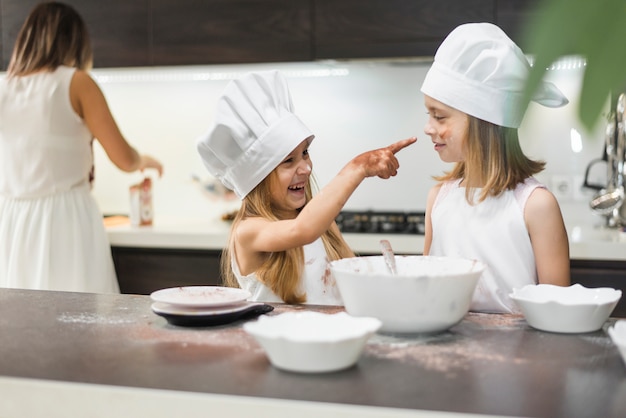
241, 137, 417, 253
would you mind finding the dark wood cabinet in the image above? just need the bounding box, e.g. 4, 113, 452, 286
314, 0, 495, 60
571, 259, 626, 318
494, 0, 542, 49
1, 0, 150, 69
0, 0, 540, 69
151, 0, 312, 66
110, 244, 626, 318
111, 246, 223, 295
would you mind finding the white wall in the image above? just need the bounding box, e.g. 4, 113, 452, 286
90, 58, 606, 223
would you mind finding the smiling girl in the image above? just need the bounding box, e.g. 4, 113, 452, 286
421, 23, 571, 313
198, 71, 415, 304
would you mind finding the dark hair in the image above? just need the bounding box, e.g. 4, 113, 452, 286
7, 2, 92, 76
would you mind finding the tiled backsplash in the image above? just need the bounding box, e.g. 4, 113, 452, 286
90, 58, 607, 224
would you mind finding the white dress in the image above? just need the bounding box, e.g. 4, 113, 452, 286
0, 66, 119, 293
232, 238, 343, 305
429, 178, 544, 313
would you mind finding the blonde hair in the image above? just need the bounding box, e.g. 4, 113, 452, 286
435, 116, 545, 204
7, 2, 93, 77
221, 172, 354, 304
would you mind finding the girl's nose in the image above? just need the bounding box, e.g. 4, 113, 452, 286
424, 122, 435, 136
297, 161, 312, 174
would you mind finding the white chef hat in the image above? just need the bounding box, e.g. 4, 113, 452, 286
197, 70, 314, 199
421, 22, 568, 128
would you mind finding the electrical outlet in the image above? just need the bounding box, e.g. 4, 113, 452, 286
550, 175, 574, 201
572, 174, 590, 202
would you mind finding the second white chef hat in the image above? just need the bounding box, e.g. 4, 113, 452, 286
197, 70, 314, 199
421, 22, 568, 128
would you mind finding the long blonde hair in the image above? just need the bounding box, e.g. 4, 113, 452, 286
7, 2, 93, 77
221, 172, 354, 304
435, 116, 545, 204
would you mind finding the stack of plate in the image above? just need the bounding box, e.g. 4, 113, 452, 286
150, 286, 273, 327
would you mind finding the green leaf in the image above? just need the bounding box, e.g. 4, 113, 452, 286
523, 0, 626, 130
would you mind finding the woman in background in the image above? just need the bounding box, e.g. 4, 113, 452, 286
0, 2, 162, 292
421, 22, 570, 313
198, 70, 415, 304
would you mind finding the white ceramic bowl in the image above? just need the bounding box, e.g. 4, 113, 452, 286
608, 320, 626, 366
243, 311, 381, 373
510, 284, 622, 333
329, 255, 485, 334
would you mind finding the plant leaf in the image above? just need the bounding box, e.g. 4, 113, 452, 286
522, 0, 626, 130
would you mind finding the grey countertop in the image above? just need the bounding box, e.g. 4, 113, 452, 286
1, 288, 625, 418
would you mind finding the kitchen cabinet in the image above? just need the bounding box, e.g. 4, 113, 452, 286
314, 0, 542, 60
571, 259, 626, 318
0, 0, 310, 69
494, 0, 542, 49
0, 0, 540, 69
314, 0, 495, 59
1, 0, 150, 69
111, 246, 222, 295
151, 0, 312, 65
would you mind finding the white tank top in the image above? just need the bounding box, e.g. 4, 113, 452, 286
232, 237, 343, 305
0, 66, 93, 198
429, 177, 544, 313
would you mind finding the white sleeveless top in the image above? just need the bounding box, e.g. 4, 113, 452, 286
232, 237, 343, 305
0, 66, 119, 293
429, 177, 544, 313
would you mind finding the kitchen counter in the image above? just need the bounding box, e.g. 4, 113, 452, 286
105, 215, 626, 260
1, 288, 625, 418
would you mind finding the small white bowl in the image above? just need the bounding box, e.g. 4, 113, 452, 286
243, 311, 381, 373
510, 284, 622, 333
329, 256, 485, 334
608, 320, 626, 365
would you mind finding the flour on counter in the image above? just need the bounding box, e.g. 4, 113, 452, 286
57, 312, 138, 325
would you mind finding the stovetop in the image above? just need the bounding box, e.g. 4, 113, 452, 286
335, 210, 425, 235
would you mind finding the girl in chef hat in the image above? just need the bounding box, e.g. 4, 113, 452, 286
421, 23, 571, 313
198, 70, 415, 305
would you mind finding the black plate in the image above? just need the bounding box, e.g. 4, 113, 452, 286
153, 303, 274, 327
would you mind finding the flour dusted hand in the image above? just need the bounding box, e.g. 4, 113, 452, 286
351, 137, 417, 179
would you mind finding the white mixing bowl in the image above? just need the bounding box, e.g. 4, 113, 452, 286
329, 255, 485, 334
243, 311, 381, 373
510, 283, 622, 333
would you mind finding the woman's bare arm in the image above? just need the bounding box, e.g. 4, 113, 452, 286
70, 70, 163, 175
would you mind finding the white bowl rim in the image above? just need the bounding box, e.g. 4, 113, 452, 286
329, 255, 486, 278
243, 311, 382, 342
510, 283, 622, 306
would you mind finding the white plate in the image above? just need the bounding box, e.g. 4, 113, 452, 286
151, 301, 260, 316
150, 286, 251, 308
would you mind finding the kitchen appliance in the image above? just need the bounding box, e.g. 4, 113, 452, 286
335, 210, 426, 234
586, 93, 626, 227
